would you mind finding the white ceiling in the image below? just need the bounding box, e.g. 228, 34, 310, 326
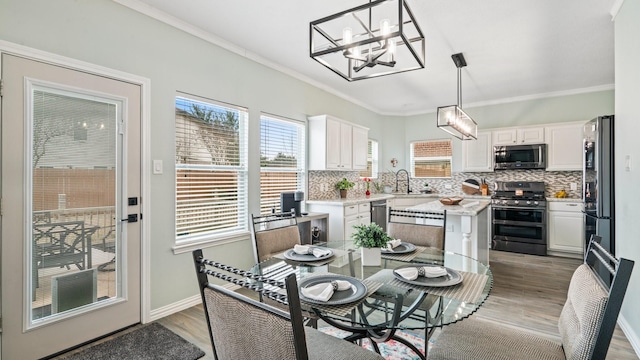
119, 0, 618, 116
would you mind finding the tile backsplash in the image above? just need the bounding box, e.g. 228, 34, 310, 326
308, 170, 582, 200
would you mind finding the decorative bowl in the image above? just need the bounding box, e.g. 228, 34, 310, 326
439, 196, 463, 205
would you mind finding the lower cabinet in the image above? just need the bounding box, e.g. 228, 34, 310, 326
307, 201, 371, 242
548, 201, 584, 257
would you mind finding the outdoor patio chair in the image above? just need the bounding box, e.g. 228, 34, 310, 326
387, 208, 446, 250
250, 212, 301, 263
192, 249, 384, 360
429, 235, 634, 360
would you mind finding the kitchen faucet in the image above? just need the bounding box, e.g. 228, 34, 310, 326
395, 169, 411, 194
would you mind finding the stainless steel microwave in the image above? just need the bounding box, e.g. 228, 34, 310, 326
494, 144, 546, 170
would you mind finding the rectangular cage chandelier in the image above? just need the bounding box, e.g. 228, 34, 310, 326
310, 0, 425, 81
437, 53, 478, 140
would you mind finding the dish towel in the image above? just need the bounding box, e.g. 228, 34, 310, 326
394, 266, 448, 281
293, 244, 332, 258
300, 280, 351, 302
386, 239, 402, 251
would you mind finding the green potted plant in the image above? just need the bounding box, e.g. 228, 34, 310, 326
335, 178, 355, 199
351, 223, 392, 265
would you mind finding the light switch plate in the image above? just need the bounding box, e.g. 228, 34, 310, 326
625, 155, 631, 171
153, 160, 163, 174
570, 182, 577, 191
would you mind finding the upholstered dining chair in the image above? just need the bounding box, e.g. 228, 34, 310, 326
387, 208, 447, 250
429, 235, 634, 360
251, 212, 301, 263
192, 249, 385, 360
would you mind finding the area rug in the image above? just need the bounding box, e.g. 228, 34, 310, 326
61, 322, 205, 360
319, 327, 431, 360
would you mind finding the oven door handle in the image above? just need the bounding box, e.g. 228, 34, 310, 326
492, 206, 546, 211
492, 219, 545, 227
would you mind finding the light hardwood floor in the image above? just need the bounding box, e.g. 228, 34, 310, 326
53, 250, 638, 359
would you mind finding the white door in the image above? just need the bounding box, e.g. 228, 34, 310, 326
1, 54, 142, 359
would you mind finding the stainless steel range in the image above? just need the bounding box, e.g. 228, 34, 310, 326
491, 181, 547, 256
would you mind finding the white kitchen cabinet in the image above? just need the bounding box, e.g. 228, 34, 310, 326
308, 115, 368, 171
462, 130, 493, 172
343, 202, 371, 240
307, 201, 371, 242
493, 127, 544, 145
545, 122, 584, 171
548, 201, 584, 257
352, 126, 368, 170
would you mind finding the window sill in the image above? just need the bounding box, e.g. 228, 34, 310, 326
172, 231, 251, 255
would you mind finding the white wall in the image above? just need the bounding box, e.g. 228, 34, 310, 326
614, 0, 640, 353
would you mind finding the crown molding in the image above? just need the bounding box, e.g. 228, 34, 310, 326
112, 0, 380, 114
610, 0, 625, 21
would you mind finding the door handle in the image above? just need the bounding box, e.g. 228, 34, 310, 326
121, 214, 138, 223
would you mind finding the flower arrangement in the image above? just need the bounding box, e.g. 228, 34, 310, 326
351, 223, 392, 249
363, 177, 372, 190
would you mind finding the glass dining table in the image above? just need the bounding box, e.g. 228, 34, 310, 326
247, 241, 493, 360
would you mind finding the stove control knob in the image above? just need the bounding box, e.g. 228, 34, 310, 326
527, 200, 532, 205
514, 200, 519, 205
534, 201, 539, 205
502, 200, 508, 205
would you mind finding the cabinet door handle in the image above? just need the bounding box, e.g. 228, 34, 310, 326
566, 203, 578, 206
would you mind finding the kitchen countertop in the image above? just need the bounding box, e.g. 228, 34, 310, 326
306, 193, 491, 206
406, 199, 491, 216
546, 197, 583, 202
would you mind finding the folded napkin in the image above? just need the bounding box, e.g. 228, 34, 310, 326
300, 280, 352, 302
394, 266, 448, 281
386, 239, 402, 251
293, 244, 332, 258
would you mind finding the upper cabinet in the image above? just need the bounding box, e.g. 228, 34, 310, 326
545, 122, 584, 171
493, 126, 544, 145
308, 115, 369, 171
351, 126, 368, 170
462, 130, 493, 172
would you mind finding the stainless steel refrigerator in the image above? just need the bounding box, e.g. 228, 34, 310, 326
583, 115, 614, 284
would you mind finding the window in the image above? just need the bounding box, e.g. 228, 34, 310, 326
359, 139, 379, 178
410, 140, 452, 178
260, 114, 305, 214
175, 95, 248, 243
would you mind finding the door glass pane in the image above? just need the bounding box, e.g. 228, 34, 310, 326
31, 87, 120, 322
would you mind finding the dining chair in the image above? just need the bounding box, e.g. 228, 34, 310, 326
192, 249, 385, 360
387, 208, 447, 250
250, 212, 301, 263
429, 235, 634, 360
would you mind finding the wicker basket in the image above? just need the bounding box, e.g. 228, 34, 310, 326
439, 196, 463, 205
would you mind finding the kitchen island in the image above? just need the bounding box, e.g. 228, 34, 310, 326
405, 199, 491, 266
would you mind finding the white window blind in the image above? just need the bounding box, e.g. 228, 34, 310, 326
260, 114, 305, 214
359, 139, 379, 178
410, 140, 452, 178
175, 95, 248, 242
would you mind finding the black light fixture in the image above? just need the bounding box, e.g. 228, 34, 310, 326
437, 53, 477, 140
309, 0, 425, 81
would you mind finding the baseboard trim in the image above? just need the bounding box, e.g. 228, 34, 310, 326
148, 294, 201, 322
618, 314, 640, 358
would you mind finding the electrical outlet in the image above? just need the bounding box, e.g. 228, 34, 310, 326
445, 184, 452, 190
570, 182, 577, 191
446, 224, 454, 232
